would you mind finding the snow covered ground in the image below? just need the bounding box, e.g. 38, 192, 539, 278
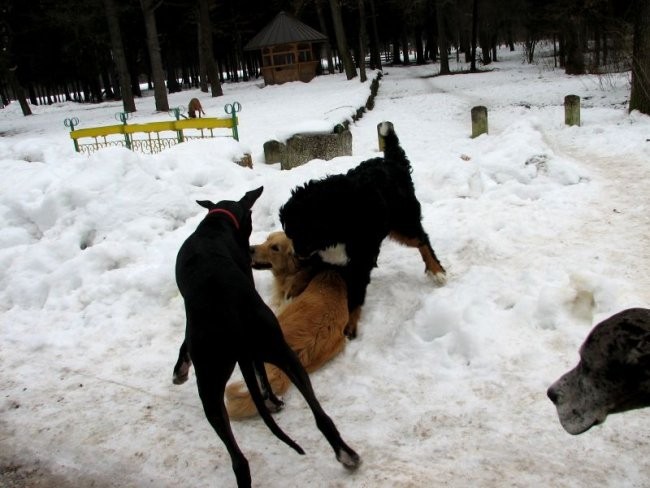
2, 46, 650, 487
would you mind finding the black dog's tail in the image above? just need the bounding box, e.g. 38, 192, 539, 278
239, 361, 305, 455
379, 121, 410, 169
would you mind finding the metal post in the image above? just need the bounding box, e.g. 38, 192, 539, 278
168, 107, 181, 120
225, 102, 242, 141
115, 112, 131, 149
168, 107, 184, 143
64, 117, 80, 152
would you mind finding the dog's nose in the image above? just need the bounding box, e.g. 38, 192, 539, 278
547, 386, 559, 404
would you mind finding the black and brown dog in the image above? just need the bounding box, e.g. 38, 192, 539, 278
548, 308, 650, 434
172, 187, 360, 487
279, 122, 446, 339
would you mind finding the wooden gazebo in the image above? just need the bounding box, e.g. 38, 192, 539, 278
244, 11, 328, 85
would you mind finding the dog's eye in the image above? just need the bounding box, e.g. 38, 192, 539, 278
271, 245, 280, 252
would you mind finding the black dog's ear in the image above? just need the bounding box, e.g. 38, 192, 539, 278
240, 186, 264, 210
196, 200, 216, 210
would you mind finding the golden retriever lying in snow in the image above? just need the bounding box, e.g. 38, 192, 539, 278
226, 231, 349, 418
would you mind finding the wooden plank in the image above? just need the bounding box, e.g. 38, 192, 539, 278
70, 124, 125, 139
174, 117, 234, 130
124, 121, 176, 134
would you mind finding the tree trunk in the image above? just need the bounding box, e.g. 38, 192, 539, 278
128, 53, 142, 96
392, 36, 401, 64
593, 23, 601, 69
7, 67, 31, 116
401, 32, 410, 65
103, 0, 136, 112
166, 48, 182, 93
316, 0, 335, 74
436, 0, 450, 74
479, 30, 491, 65
0, 81, 9, 106
630, 0, 650, 114
507, 27, 515, 51
415, 32, 425, 64
358, 0, 367, 82
328, 0, 357, 79
470, 0, 478, 72
367, 0, 382, 70
564, 17, 585, 75
198, 0, 223, 97
425, 24, 436, 62
197, 21, 208, 92
101, 71, 114, 99
89, 74, 103, 103
140, 0, 169, 112
229, 0, 247, 82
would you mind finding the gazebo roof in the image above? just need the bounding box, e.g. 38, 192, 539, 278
244, 11, 328, 51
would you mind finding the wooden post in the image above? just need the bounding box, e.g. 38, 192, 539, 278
564, 95, 581, 126
471, 106, 488, 138
377, 121, 394, 151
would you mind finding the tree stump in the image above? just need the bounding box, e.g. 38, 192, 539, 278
236, 153, 253, 168
564, 95, 581, 126
263, 140, 285, 164
471, 106, 488, 138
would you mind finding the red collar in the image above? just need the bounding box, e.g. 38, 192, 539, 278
207, 208, 240, 230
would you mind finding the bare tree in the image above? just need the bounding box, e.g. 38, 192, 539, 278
470, 0, 478, 72
563, 16, 585, 74
328, 0, 357, 79
358, 0, 368, 82
7, 66, 31, 115
367, 0, 382, 69
315, 0, 336, 74
630, 0, 650, 114
140, 0, 169, 112
1, 2, 31, 115
436, 0, 450, 74
197, 0, 223, 97
103, 0, 136, 113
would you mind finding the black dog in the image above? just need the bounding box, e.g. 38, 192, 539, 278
547, 308, 650, 435
172, 187, 360, 487
279, 122, 446, 338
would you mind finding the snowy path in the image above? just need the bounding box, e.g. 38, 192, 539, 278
542, 138, 650, 301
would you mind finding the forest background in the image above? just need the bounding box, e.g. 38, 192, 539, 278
1, 0, 650, 118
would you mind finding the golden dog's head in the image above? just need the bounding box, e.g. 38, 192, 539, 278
250, 231, 301, 276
